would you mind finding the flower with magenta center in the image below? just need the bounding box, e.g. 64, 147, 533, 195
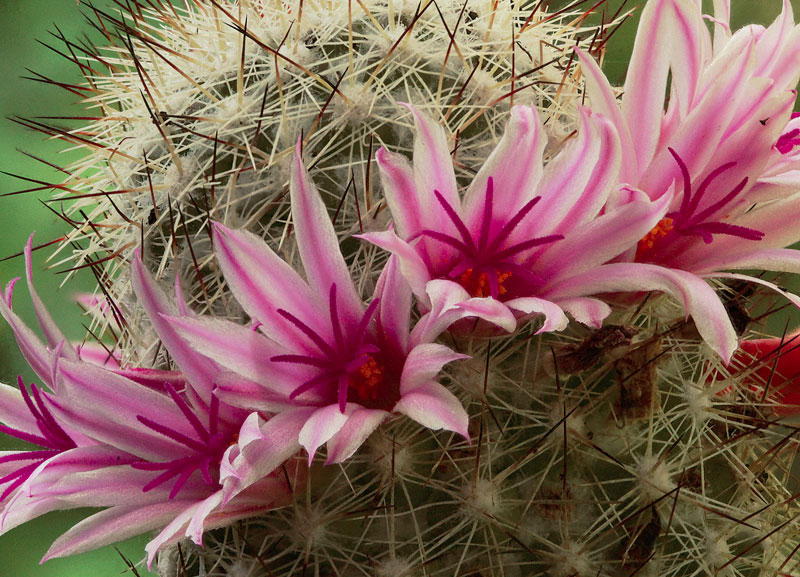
0, 238, 300, 566
571, 0, 800, 361
169, 140, 514, 470
363, 104, 670, 334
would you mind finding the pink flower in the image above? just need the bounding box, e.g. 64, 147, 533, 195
0, 239, 299, 565
169, 140, 508, 471
574, 0, 800, 361
361, 104, 669, 334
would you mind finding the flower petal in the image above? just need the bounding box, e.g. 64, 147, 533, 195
400, 343, 469, 394
290, 138, 363, 324
297, 404, 351, 464
359, 230, 432, 306
410, 280, 516, 344
547, 263, 738, 362
557, 298, 612, 329
212, 223, 326, 348
131, 254, 217, 402
535, 109, 621, 235
394, 381, 469, 441
575, 48, 637, 182
462, 105, 546, 228
325, 408, 389, 464
23, 235, 77, 360
43, 502, 191, 562
222, 408, 312, 502
167, 315, 306, 399
504, 297, 569, 334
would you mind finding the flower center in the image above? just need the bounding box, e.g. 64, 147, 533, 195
457, 268, 511, 298
636, 217, 674, 258
420, 177, 561, 302
348, 355, 385, 404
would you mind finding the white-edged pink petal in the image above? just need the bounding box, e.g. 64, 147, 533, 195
536, 193, 671, 280
325, 408, 389, 464
0, 382, 39, 434
621, 0, 674, 170
298, 404, 351, 464
462, 105, 545, 227
504, 297, 569, 334
290, 138, 363, 324
547, 263, 738, 362
535, 109, 621, 235
575, 48, 637, 182
691, 247, 800, 276
221, 408, 311, 502
556, 298, 612, 329
131, 254, 217, 402
212, 223, 326, 347
359, 230, 432, 305
410, 280, 516, 344
42, 501, 192, 562
51, 359, 193, 460
167, 314, 305, 399
400, 344, 468, 393
375, 146, 426, 239
374, 255, 412, 354
394, 381, 469, 441
23, 235, 77, 360
0, 278, 53, 387
403, 104, 460, 214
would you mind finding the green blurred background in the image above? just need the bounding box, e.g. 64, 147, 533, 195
0, 1, 797, 575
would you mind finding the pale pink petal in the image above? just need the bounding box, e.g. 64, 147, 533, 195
325, 408, 389, 464
213, 372, 303, 413
222, 408, 312, 502
131, 254, 217, 401
535, 109, 621, 235
43, 502, 192, 562
403, 104, 460, 214
0, 382, 39, 434
394, 381, 469, 441
297, 404, 351, 464
664, 0, 707, 119
575, 48, 637, 182
504, 297, 569, 334
168, 315, 306, 399
375, 147, 426, 238
536, 194, 671, 280
462, 105, 545, 227
0, 279, 53, 387
410, 280, 516, 344
705, 272, 800, 310
290, 138, 363, 324
400, 344, 468, 394
359, 230, 432, 306
74, 342, 120, 368
640, 32, 755, 199
52, 360, 192, 460
712, 0, 732, 52
691, 248, 800, 276
212, 223, 326, 347
23, 235, 77, 360
374, 255, 412, 353
556, 298, 612, 329
621, 0, 674, 170
547, 263, 738, 362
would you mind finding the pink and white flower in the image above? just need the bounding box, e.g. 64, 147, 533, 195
169, 140, 509, 475
360, 104, 670, 335
0, 239, 299, 565
574, 0, 800, 361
